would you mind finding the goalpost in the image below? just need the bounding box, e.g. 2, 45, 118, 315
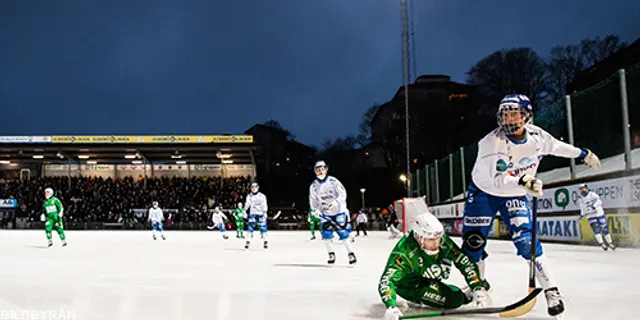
393, 197, 430, 234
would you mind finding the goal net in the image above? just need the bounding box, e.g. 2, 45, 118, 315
393, 197, 430, 234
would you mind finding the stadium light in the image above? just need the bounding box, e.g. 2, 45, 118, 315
32, 155, 44, 159
0, 160, 10, 164
360, 188, 366, 210
222, 160, 234, 164
176, 160, 186, 164
399, 174, 407, 182
87, 161, 97, 164
78, 155, 90, 159
131, 160, 142, 164
124, 155, 136, 159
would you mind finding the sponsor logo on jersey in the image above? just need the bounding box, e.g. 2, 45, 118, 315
496, 159, 509, 172
394, 256, 404, 266
379, 268, 397, 302
507, 162, 537, 176
463, 216, 492, 226
518, 157, 533, 165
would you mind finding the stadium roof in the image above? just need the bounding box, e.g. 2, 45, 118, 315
0, 135, 258, 165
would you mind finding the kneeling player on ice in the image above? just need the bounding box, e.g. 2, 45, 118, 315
379, 213, 490, 320
148, 201, 166, 240
309, 160, 356, 265
578, 184, 615, 251
461, 94, 601, 318
244, 182, 269, 249
41, 188, 67, 247
208, 207, 229, 239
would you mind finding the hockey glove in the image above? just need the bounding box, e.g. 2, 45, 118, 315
583, 149, 601, 170
519, 174, 543, 197
40, 214, 45, 222
472, 287, 492, 308
384, 306, 403, 320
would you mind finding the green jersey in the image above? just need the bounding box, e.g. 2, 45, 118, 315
378, 232, 482, 308
234, 208, 245, 222
43, 196, 64, 219
308, 209, 321, 223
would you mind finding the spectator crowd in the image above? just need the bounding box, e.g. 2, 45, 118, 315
0, 176, 252, 224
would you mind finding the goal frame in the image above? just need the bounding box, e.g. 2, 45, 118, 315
394, 197, 430, 234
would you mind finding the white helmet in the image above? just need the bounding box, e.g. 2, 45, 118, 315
412, 213, 444, 255
314, 160, 328, 180
44, 188, 54, 199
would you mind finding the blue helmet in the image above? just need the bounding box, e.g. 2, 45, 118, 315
497, 94, 532, 135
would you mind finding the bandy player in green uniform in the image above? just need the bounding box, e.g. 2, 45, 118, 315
40, 188, 67, 247
308, 208, 321, 240
379, 213, 490, 320
234, 202, 245, 238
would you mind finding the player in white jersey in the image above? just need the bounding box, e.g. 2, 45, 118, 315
578, 183, 615, 251
208, 207, 229, 240
244, 182, 269, 249
309, 160, 356, 265
461, 94, 601, 318
148, 201, 166, 240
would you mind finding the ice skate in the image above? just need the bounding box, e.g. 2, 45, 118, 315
244, 241, 250, 249
263, 241, 268, 249
348, 252, 357, 265
545, 287, 565, 318
47, 239, 53, 247
62, 240, 67, 247
600, 243, 608, 251
328, 252, 336, 264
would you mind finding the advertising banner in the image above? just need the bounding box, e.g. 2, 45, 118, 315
532, 174, 640, 213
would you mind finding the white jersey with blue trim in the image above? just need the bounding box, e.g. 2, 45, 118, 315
309, 176, 347, 217
212, 211, 228, 224
148, 208, 164, 223
245, 192, 268, 216
471, 124, 582, 197
578, 191, 605, 218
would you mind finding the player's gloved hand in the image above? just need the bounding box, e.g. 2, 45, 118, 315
40, 214, 45, 222
472, 287, 492, 308
582, 149, 601, 170
58, 212, 63, 218
384, 306, 403, 320
518, 174, 543, 197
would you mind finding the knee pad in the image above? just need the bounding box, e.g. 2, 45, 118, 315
512, 231, 543, 259
590, 222, 602, 234
321, 229, 334, 240
260, 224, 267, 233
247, 224, 255, 232
462, 230, 487, 262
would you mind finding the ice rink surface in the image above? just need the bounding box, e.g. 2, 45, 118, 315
0, 230, 638, 320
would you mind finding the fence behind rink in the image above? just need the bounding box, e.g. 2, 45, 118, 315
413, 64, 640, 247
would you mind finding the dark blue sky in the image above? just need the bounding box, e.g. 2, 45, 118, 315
1, 1, 638, 147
